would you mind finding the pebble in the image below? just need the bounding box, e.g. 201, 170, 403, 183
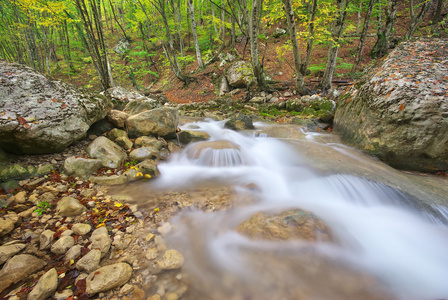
157, 250, 184, 270
71, 223, 92, 236
27, 268, 58, 300
50, 236, 75, 254
89, 227, 112, 258
39, 230, 54, 250
85, 263, 133, 295
76, 249, 101, 273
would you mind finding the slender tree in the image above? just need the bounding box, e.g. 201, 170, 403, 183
405, 0, 433, 39
351, 0, 375, 72
370, 0, 398, 58
187, 0, 204, 69
249, 0, 268, 90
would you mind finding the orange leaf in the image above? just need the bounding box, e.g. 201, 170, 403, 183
61, 104, 67, 109
17, 117, 26, 124
24, 123, 31, 129
51, 98, 58, 102
386, 92, 391, 98
399, 104, 405, 111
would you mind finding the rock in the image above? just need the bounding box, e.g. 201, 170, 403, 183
90, 227, 111, 258
113, 39, 130, 55
237, 209, 333, 242
56, 196, 86, 217
129, 147, 159, 162
1, 164, 30, 180
86, 136, 127, 168
0, 244, 26, 265
76, 249, 101, 273
334, 39, 448, 172
224, 115, 255, 131
272, 27, 287, 38
157, 249, 184, 270
225, 61, 255, 88
107, 109, 129, 128
249, 96, 266, 104
65, 245, 82, 263
124, 97, 162, 115
71, 223, 92, 236
39, 229, 55, 250
125, 160, 160, 180
185, 140, 242, 165
177, 130, 210, 144
134, 136, 164, 149
0, 61, 111, 154
115, 137, 133, 150
27, 268, 58, 300
54, 289, 73, 300
0, 212, 18, 237
219, 76, 230, 96
107, 128, 129, 141
89, 174, 128, 185
35, 164, 54, 176
86, 263, 133, 295
14, 191, 27, 203
63, 157, 103, 178
0, 254, 46, 293
126, 107, 179, 138
51, 236, 75, 254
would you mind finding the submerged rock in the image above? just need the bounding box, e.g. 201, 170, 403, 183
334, 39, 448, 172
224, 114, 255, 131
237, 209, 333, 242
157, 249, 184, 270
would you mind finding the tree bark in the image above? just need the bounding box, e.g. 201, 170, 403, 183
405, 0, 433, 39
319, 0, 349, 92
282, 0, 309, 94
351, 0, 375, 72
188, 0, 204, 69
249, 0, 268, 90
370, 0, 397, 58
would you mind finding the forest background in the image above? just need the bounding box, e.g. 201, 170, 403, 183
1, 0, 447, 103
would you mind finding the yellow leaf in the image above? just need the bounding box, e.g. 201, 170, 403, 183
114, 202, 123, 208
144, 174, 152, 179
136, 172, 143, 177
69, 259, 74, 266
154, 208, 160, 213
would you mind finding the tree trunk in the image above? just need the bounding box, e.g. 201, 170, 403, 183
249, 0, 268, 90
370, 0, 397, 58
351, 0, 375, 72
282, 0, 309, 94
319, 0, 349, 92
405, 0, 433, 39
356, 0, 363, 35
303, 0, 317, 72
434, 0, 444, 22
188, 0, 204, 69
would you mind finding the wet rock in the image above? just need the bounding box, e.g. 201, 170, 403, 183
184, 140, 244, 167
224, 115, 255, 131
51, 236, 75, 254
334, 39, 448, 172
129, 147, 159, 162
90, 226, 111, 258
65, 245, 82, 263
39, 229, 55, 250
107, 109, 129, 128
0, 243, 26, 265
27, 268, 58, 300
226, 61, 255, 88
86, 136, 127, 168
126, 107, 179, 138
76, 249, 101, 273
86, 263, 133, 295
157, 249, 184, 270
134, 136, 164, 149
71, 223, 92, 236
56, 196, 86, 217
0, 254, 46, 293
177, 130, 210, 144
118, 283, 135, 296
237, 209, 333, 242
63, 157, 103, 178
0, 61, 111, 154
0, 212, 18, 237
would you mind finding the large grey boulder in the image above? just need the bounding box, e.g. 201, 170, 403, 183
0, 254, 46, 293
0, 61, 111, 154
225, 61, 255, 88
334, 39, 448, 172
124, 97, 161, 115
126, 107, 179, 138
86, 136, 127, 168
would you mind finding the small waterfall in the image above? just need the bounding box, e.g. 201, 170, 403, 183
148, 119, 448, 300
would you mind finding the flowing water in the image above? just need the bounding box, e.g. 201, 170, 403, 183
141, 118, 448, 300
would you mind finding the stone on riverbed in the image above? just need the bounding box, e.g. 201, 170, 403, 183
126, 107, 179, 138
89, 226, 111, 258
0, 243, 26, 265
86, 263, 133, 295
27, 268, 58, 300
56, 196, 86, 216
51, 236, 75, 254
157, 249, 184, 270
63, 157, 103, 179
0, 212, 18, 237
76, 249, 101, 273
86, 136, 127, 168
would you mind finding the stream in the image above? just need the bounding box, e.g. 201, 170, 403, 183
138, 118, 448, 300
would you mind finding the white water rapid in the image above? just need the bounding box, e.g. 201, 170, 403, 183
146, 119, 448, 300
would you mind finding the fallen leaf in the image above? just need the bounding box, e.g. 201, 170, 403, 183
17, 117, 26, 124
399, 104, 405, 111
61, 104, 67, 109
24, 123, 31, 129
